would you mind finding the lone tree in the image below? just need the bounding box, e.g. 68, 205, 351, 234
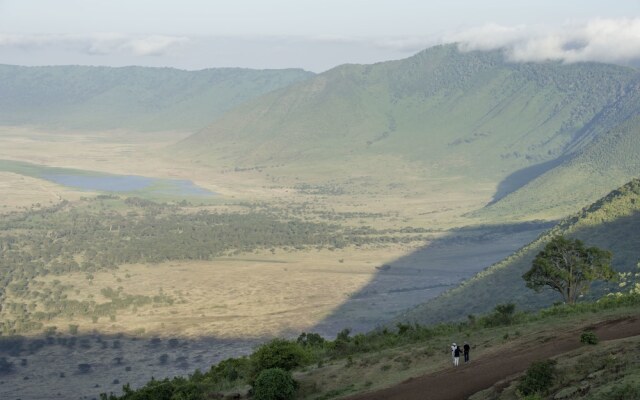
523, 236, 614, 304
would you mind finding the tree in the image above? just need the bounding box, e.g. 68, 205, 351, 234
250, 339, 307, 376
252, 368, 297, 400
523, 236, 614, 304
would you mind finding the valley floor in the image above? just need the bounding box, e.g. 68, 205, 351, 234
0, 127, 551, 399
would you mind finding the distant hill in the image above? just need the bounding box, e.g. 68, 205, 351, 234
176, 44, 640, 218
474, 82, 640, 220
0, 65, 313, 131
397, 178, 640, 325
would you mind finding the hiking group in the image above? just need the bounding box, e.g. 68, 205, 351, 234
450, 342, 470, 366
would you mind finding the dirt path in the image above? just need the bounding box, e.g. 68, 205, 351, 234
346, 316, 640, 400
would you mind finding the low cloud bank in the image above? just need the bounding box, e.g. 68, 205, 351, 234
449, 18, 640, 65
0, 33, 188, 57
1, 18, 638, 69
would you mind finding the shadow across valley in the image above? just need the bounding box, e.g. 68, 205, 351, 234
0, 332, 261, 400
307, 221, 552, 336
0, 222, 552, 400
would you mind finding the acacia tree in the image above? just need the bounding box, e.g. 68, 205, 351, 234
523, 236, 614, 304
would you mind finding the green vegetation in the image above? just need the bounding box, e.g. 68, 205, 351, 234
523, 236, 614, 304
253, 368, 297, 400
0, 65, 313, 131
0, 196, 428, 335
251, 339, 309, 378
176, 44, 640, 221
399, 178, 640, 325
580, 330, 599, 345
516, 359, 557, 397
476, 323, 640, 400
97, 288, 640, 399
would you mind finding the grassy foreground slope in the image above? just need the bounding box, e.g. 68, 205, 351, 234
95, 290, 640, 400
177, 45, 640, 218
397, 178, 640, 325
0, 65, 313, 131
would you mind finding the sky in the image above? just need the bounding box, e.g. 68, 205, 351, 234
1, 0, 640, 72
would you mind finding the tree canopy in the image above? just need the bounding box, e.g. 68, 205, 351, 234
523, 236, 614, 304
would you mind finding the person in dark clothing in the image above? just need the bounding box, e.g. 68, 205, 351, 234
453, 345, 461, 366
463, 342, 470, 363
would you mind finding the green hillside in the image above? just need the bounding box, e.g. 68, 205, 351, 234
0, 65, 313, 131
177, 45, 640, 214
475, 80, 640, 220
398, 178, 640, 325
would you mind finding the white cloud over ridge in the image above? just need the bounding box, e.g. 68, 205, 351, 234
0, 33, 188, 57
1, 18, 639, 70
450, 18, 640, 65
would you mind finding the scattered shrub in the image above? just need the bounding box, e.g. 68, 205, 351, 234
0, 357, 15, 375
209, 357, 250, 383
251, 339, 308, 376
77, 363, 92, 374
482, 303, 517, 327
580, 330, 599, 345
517, 359, 557, 396
296, 332, 325, 348
252, 368, 297, 400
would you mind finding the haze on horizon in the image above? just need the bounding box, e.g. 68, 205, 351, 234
1, 0, 639, 72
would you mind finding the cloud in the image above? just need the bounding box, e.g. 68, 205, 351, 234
123, 35, 189, 56
448, 18, 640, 65
371, 36, 438, 53
0, 33, 58, 48
0, 33, 188, 57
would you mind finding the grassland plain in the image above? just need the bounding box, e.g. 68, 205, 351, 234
0, 193, 545, 338
0, 126, 547, 399
399, 178, 640, 325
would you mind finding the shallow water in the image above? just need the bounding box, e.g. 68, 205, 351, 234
41, 173, 214, 197
0, 159, 214, 197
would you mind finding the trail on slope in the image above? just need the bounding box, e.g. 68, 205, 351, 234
345, 316, 640, 400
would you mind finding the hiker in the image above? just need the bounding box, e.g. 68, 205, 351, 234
463, 342, 470, 363
450, 342, 457, 365
453, 344, 461, 367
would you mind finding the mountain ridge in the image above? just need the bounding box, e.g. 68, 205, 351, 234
0, 64, 314, 131
177, 44, 640, 218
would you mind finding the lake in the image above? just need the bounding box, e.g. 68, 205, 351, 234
42, 174, 214, 196
0, 159, 214, 198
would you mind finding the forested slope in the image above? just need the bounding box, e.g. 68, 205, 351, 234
0, 65, 313, 131
398, 178, 640, 325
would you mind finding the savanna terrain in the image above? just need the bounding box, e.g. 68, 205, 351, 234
1, 45, 639, 400
0, 126, 544, 399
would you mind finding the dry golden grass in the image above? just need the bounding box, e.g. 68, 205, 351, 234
0, 127, 548, 400
36, 246, 417, 339
0, 126, 534, 344
0, 171, 88, 211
